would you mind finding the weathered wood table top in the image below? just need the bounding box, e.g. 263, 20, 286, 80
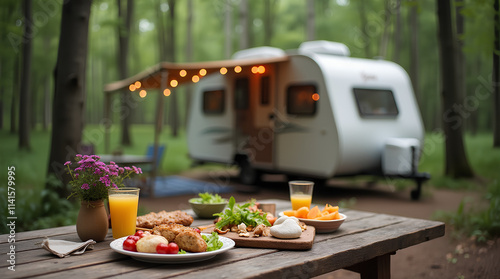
1, 199, 444, 279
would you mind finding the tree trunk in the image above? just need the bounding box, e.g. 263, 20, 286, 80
47, 0, 92, 198
43, 73, 51, 131
0, 61, 3, 130
10, 55, 19, 134
43, 37, 51, 131
224, 0, 232, 59
185, 0, 193, 128
358, 0, 371, 58
240, 0, 250, 49
19, 0, 32, 150
409, 2, 420, 103
118, 0, 134, 146
393, 0, 401, 63
157, 0, 167, 61
493, 0, 500, 147
455, 0, 469, 133
378, 0, 392, 58
436, 0, 474, 178
167, 0, 178, 137
306, 0, 315, 41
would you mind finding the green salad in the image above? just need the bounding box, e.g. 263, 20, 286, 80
202, 232, 224, 251
189, 192, 226, 204
214, 197, 271, 229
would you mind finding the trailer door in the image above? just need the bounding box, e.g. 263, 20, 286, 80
234, 64, 276, 168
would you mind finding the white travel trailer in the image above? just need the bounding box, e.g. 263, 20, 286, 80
186, 41, 429, 200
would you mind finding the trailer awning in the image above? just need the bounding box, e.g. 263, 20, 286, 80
104, 56, 290, 93
101, 55, 290, 181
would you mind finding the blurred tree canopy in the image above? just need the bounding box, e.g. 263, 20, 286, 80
0, 0, 497, 136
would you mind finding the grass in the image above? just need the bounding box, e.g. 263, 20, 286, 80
418, 132, 500, 241
1, 126, 499, 237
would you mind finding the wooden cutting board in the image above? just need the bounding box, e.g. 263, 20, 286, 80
202, 226, 315, 250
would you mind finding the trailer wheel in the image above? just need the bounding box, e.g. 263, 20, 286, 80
239, 159, 260, 185
410, 179, 423, 200
410, 189, 420, 200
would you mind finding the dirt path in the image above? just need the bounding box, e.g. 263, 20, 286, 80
139, 169, 499, 278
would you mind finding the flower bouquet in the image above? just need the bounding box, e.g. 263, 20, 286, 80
65, 154, 142, 202
65, 154, 143, 242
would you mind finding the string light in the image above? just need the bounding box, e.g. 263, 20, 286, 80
134, 81, 141, 89
180, 70, 187, 77
139, 90, 147, 98
192, 75, 200, 83
312, 93, 320, 101
170, 79, 178, 87
199, 69, 207, 76
220, 67, 227, 75
163, 89, 171, 96
234, 66, 242, 73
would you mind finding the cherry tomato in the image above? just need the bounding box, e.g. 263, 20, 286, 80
126, 235, 140, 243
156, 243, 169, 254
157, 242, 180, 254
166, 243, 179, 254
134, 230, 145, 238
193, 228, 201, 234
123, 238, 137, 252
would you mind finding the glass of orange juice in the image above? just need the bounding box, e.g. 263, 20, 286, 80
108, 187, 140, 238
289, 181, 314, 210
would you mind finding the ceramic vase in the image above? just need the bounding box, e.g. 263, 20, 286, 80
76, 200, 109, 242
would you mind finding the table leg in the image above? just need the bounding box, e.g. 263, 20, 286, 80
345, 253, 392, 279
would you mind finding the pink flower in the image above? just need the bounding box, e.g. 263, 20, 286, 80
81, 183, 90, 190
132, 166, 142, 174
99, 175, 111, 187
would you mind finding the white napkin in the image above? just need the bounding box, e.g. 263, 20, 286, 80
41, 238, 96, 258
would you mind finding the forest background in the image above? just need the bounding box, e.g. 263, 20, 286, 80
0, 0, 499, 240
1, 0, 496, 134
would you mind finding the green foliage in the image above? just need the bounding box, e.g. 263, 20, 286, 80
419, 132, 500, 190
433, 179, 500, 242
202, 232, 224, 252
214, 197, 271, 229
1, 0, 496, 135
425, 132, 500, 242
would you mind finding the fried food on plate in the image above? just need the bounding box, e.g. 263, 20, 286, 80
152, 223, 207, 253
175, 230, 207, 253
136, 210, 193, 229
152, 223, 186, 242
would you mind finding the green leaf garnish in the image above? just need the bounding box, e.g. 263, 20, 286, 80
214, 196, 271, 229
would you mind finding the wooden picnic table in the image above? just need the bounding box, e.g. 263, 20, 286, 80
1, 199, 444, 279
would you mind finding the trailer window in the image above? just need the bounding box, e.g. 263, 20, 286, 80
353, 88, 399, 117
203, 89, 225, 115
235, 78, 249, 110
260, 76, 271, 105
287, 84, 318, 115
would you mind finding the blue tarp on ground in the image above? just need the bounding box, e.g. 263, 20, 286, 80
150, 175, 234, 197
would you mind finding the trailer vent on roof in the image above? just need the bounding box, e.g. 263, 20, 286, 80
298, 40, 350, 57
232, 46, 286, 60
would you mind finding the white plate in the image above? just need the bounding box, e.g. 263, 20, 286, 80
110, 233, 235, 264
278, 211, 347, 233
